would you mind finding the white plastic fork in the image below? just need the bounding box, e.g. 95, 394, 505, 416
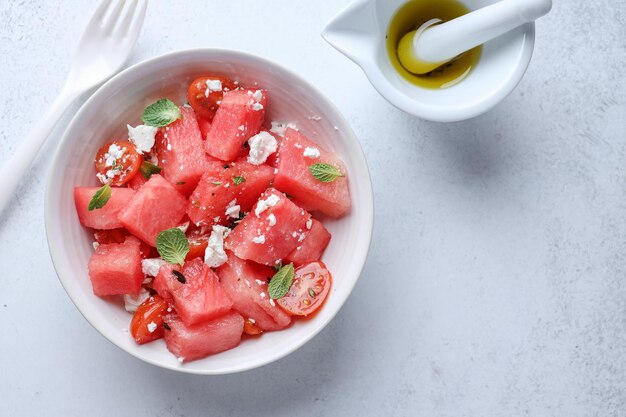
0, 0, 147, 215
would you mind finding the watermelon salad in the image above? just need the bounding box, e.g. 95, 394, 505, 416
73, 75, 350, 363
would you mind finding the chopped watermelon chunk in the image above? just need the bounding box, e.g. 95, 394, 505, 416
118, 175, 187, 246
164, 311, 244, 362
285, 219, 331, 266
225, 189, 311, 266
157, 106, 215, 196
217, 252, 291, 331
74, 187, 135, 230
274, 128, 350, 217
205, 89, 267, 161
187, 159, 274, 227
88, 236, 143, 296
263, 130, 282, 167
196, 116, 212, 139
152, 258, 233, 326
127, 172, 147, 190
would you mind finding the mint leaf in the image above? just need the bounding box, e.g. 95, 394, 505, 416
140, 161, 162, 179
211, 181, 222, 186
141, 99, 181, 127
232, 176, 245, 186
309, 163, 343, 183
88, 184, 112, 211
268, 263, 295, 299
156, 228, 189, 266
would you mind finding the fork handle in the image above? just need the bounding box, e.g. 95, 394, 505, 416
0, 88, 80, 215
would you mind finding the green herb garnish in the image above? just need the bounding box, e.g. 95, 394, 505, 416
140, 161, 162, 179
141, 98, 181, 127
211, 181, 222, 186
88, 184, 112, 211
156, 228, 189, 266
232, 176, 246, 186
268, 263, 295, 299
309, 163, 343, 183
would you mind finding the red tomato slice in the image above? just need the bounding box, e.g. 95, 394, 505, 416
187, 76, 237, 122
94, 140, 142, 186
243, 319, 263, 336
277, 261, 332, 316
186, 231, 209, 261
130, 294, 169, 344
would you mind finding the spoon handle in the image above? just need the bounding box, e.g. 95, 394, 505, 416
416, 0, 552, 64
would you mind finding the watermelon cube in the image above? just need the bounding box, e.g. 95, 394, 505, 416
74, 187, 135, 230
118, 175, 187, 246
285, 219, 331, 266
217, 253, 291, 331
205, 89, 267, 161
196, 115, 212, 139
88, 236, 143, 296
164, 311, 244, 362
153, 258, 233, 326
157, 106, 215, 196
187, 159, 274, 227
225, 189, 311, 266
274, 128, 350, 217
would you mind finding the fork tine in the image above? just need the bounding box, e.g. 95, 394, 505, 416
101, 0, 125, 33
124, 0, 148, 38
116, 0, 137, 35
85, 0, 112, 29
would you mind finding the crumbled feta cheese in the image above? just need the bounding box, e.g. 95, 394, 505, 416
247, 131, 277, 166
142, 258, 167, 277
123, 288, 150, 313
294, 143, 303, 149
303, 147, 321, 159
177, 222, 190, 233
213, 216, 221, 223
225, 199, 240, 219
104, 143, 125, 167
268, 213, 276, 226
245, 279, 251, 287
291, 231, 298, 238
269, 121, 297, 137
238, 125, 245, 131
127, 124, 158, 154
96, 172, 108, 184
306, 219, 313, 229
255, 194, 280, 216
166, 143, 172, 151
253, 90, 263, 102
252, 235, 266, 244
204, 225, 230, 268
147, 321, 158, 333
269, 299, 276, 307
260, 292, 267, 299
248, 90, 264, 111
255, 279, 265, 285
92, 241, 100, 250
248, 318, 256, 324
251, 102, 263, 111
205, 79, 223, 97
298, 233, 307, 242
177, 357, 185, 363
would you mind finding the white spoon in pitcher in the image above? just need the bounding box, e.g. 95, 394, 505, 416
398, 0, 552, 74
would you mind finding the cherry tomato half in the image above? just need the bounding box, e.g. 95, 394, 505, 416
187, 75, 237, 121
94, 140, 142, 186
243, 319, 263, 336
130, 294, 169, 344
277, 261, 332, 316
186, 231, 209, 261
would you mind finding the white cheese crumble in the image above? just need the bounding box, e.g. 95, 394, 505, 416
92, 241, 100, 250
270, 121, 297, 137
268, 213, 276, 226
255, 279, 265, 285
303, 147, 321, 159
177, 222, 190, 233
248, 318, 256, 324
306, 219, 313, 230
291, 231, 298, 238
298, 233, 307, 242
248, 90, 264, 111
252, 235, 266, 244
123, 288, 150, 313
247, 131, 277, 166
238, 125, 245, 131
260, 292, 267, 299
225, 199, 240, 219
147, 321, 158, 333
177, 357, 185, 363
205, 79, 223, 97
204, 225, 230, 268
294, 143, 303, 149
127, 124, 158, 154
269, 299, 276, 307
104, 143, 124, 167
213, 216, 221, 223
142, 258, 167, 277
255, 194, 280, 216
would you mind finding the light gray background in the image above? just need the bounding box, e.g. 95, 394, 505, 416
1, 1, 624, 416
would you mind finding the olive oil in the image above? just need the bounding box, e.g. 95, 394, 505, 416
386, 0, 482, 89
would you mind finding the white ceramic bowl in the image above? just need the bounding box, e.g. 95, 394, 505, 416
45, 49, 374, 374
322, 0, 535, 122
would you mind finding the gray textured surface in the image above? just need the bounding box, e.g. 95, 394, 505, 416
1, 1, 625, 416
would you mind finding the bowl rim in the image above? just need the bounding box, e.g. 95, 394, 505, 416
44, 47, 374, 374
